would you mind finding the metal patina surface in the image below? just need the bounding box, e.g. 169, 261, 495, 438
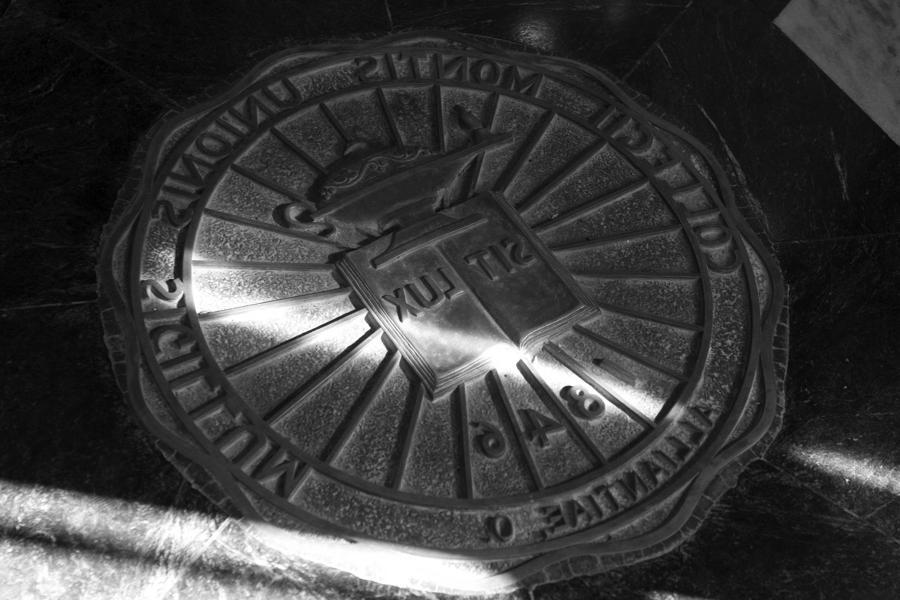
99, 32, 786, 593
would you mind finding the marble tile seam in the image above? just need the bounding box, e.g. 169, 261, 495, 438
761, 458, 900, 548
862, 498, 899, 521
622, 0, 696, 81
383, 0, 394, 31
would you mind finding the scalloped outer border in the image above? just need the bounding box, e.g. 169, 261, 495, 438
97, 30, 787, 594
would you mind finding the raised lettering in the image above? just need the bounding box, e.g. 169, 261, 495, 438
216, 423, 258, 457
437, 55, 467, 81
666, 434, 693, 462
471, 421, 506, 459
169, 153, 215, 189
519, 409, 564, 447
141, 278, 184, 310
501, 66, 542, 96
691, 405, 715, 427
382, 287, 419, 322
618, 470, 650, 501
251, 445, 306, 502
381, 267, 466, 321
465, 248, 498, 280
195, 132, 233, 156
538, 504, 565, 538
261, 78, 303, 108
436, 267, 464, 299
151, 324, 197, 359
638, 459, 668, 485
187, 390, 231, 423
404, 274, 444, 310
471, 59, 501, 85
503, 238, 536, 267
227, 94, 275, 133
564, 385, 605, 420
483, 514, 515, 543
560, 498, 590, 528
466, 238, 536, 280
353, 56, 379, 82
537, 498, 593, 539
152, 199, 194, 229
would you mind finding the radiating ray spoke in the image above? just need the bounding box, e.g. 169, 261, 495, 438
197, 288, 350, 323
393, 382, 425, 490
533, 179, 651, 236
573, 324, 688, 382
483, 91, 501, 129
486, 370, 544, 490
319, 102, 352, 145
191, 259, 334, 273
595, 301, 703, 332
223, 308, 367, 376
376, 87, 402, 146
544, 342, 655, 429
433, 83, 446, 153
203, 207, 346, 247
230, 164, 315, 211
320, 350, 401, 464
466, 92, 501, 197
550, 223, 683, 254
456, 384, 475, 499
286, 350, 401, 491
493, 110, 555, 195
517, 360, 605, 465
265, 327, 383, 427
517, 140, 609, 215
465, 152, 487, 199
271, 128, 327, 175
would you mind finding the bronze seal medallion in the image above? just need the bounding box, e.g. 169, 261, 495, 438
100, 32, 786, 593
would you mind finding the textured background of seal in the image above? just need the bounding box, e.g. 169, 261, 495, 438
4, 2, 900, 598
99, 32, 785, 592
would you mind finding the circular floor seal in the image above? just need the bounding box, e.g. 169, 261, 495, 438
99, 31, 787, 594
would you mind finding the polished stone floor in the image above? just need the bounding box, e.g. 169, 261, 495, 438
1, 0, 899, 598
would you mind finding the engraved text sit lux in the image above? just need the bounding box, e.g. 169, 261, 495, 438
466, 238, 536, 281
382, 267, 464, 321
381, 235, 538, 321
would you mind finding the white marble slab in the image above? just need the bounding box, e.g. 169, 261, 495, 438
776, 0, 900, 145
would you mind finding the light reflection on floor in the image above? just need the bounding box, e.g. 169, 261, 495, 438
8, 442, 898, 598
788, 445, 900, 496
0, 479, 518, 598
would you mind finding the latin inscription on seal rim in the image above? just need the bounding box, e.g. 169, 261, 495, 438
100, 31, 786, 593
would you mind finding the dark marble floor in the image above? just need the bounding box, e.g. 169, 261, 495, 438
1, 0, 899, 598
